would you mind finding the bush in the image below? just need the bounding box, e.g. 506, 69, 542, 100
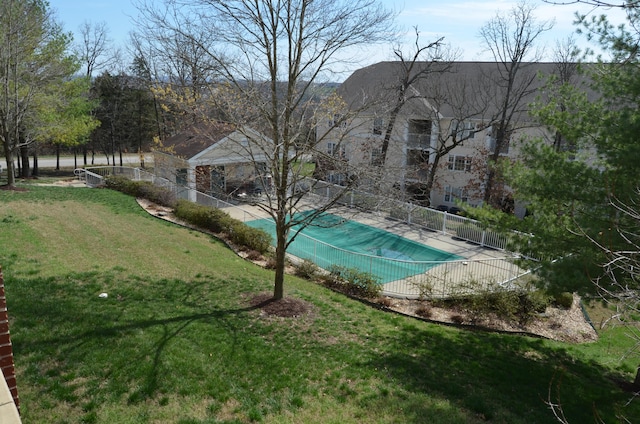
174, 200, 234, 233
415, 305, 432, 318
453, 287, 553, 325
245, 250, 263, 261
554, 292, 574, 309
323, 265, 381, 299
377, 297, 393, 308
294, 259, 320, 280
227, 220, 272, 253
104, 175, 175, 207
104, 176, 272, 254
467, 289, 521, 322
174, 200, 272, 254
264, 256, 278, 269
524, 290, 552, 313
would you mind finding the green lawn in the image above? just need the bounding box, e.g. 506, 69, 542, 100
0, 185, 639, 423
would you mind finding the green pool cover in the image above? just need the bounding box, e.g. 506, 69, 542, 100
247, 212, 461, 284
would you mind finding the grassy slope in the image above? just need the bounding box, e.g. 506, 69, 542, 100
0, 185, 638, 424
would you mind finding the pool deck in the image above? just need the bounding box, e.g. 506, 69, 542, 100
224, 203, 507, 261
223, 202, 527, 298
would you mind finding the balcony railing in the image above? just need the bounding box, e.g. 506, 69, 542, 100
407, 133, 431, 149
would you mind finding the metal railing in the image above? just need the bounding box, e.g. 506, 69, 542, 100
79, 166, 534, 298
308, 179, 512, 251
241, 216, 529, 298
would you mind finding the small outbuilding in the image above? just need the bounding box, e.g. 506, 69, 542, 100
153, 122, 273, 200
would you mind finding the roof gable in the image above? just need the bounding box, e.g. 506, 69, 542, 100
159, 122, 237, 160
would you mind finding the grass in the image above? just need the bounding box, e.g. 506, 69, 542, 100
1, 184, 639, 423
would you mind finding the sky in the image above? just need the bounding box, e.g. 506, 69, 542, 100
48, 0, 628, 73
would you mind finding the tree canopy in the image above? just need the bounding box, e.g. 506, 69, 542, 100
0, 0, 91, 185
496, 4, 640, 303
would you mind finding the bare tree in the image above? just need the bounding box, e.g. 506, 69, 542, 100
550, 37, 582, 152
478, 0, 554, 207
417, 68, 495, 207
138, 0, 395, 300
330, 30, 475, 207
543, 0, 637, 5
74, 21, 118, 77
587, 194, 640, 385
376, 29, 450, 167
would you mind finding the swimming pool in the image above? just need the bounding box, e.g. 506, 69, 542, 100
247, 212, 461, 284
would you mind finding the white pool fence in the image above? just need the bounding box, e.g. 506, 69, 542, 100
76, 166, 536, 299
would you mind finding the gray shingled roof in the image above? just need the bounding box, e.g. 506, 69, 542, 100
161, 122, 237, 160
338, 61, 592, 118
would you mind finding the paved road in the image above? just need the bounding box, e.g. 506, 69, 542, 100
7, 153, 153, 169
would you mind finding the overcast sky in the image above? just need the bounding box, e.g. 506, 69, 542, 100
49, 0, 628, 73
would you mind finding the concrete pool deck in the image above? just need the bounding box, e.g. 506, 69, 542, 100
223, 203, 508, 261
221, 202, 528, 298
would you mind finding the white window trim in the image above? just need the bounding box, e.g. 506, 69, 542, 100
444, 186, 468, 203
447, 155, 471, 172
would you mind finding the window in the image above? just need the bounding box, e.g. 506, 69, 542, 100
488, 125, 511, 154
444, 186, 468, 203
327, 142, 337, 155
373, 117, 384, 135
450, 120, 476, 140
408, 119, 432, 148
327, 142, 346, 159
328, 172, 346, 185
370, 147, 382, 165
447, 155, 471, 172
331, 114, 347, 128
407, 149, 429, 166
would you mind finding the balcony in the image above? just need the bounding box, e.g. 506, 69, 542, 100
407, 133, 431, 149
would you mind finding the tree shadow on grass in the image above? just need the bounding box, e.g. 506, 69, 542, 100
364, 323, 638, 423
9, 271, 295, 419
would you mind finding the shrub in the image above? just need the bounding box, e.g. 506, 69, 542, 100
294, 259, 319, 280
104, 176, 271, 253
524, 290, 552, 313
105, 175, 175, 207
415, 305, 432, 318
389, 207, 409, 221
264, 256, 278, 269
454, 286, 552, 325
377, 297, 393, 308
227, 221, 272, 253
467, 289, 520, 322
174, 200, 272, 254
454, 223, 485, 244
245, 250, 263, 261
322, 265, 381, 299
450, 314, 465, 324
554, 292, 574, 309
174, 200, 234, 233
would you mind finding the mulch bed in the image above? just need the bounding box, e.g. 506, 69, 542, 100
247, 292, 313, 318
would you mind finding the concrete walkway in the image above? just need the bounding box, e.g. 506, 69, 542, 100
0, 371, 20, 423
